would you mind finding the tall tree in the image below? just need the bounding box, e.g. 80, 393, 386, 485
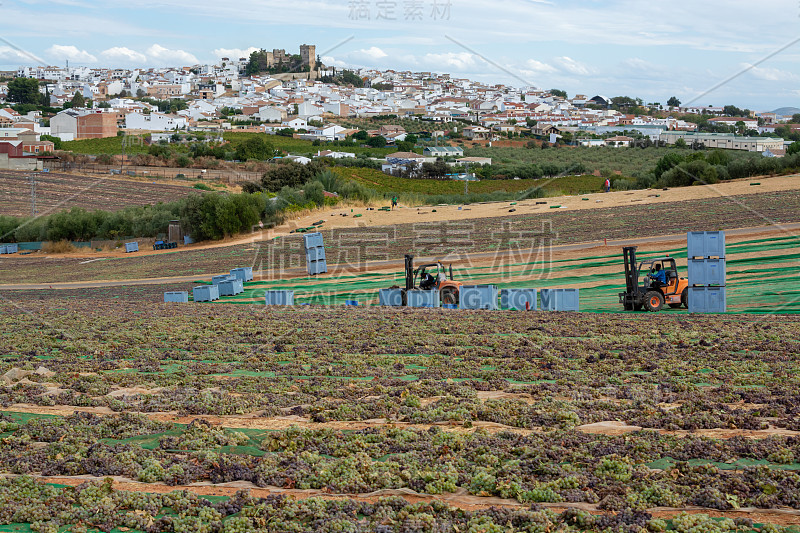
7, 77, 43, 105
667, 96, 681, 108
71, 91, 86, 108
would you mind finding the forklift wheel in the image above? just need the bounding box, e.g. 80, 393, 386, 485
441, 288, 458, 306
644, 291, 664, 312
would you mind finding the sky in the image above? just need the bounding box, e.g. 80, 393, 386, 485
1, 0, 798, 111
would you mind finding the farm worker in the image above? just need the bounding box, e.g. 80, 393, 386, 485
421, 272, 435, 289
649, 264, 667, 287
391, 196, 398, 210
604, 178, 611, 193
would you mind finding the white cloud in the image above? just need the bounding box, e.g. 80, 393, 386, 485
743, 64, 798, 82
321, 55, 349, 68
145, 44, 198, 65
212, 47, 259, 60
421, 52, 479, 70
100, 47, 147, 64
555, 56, 592, 76
350, 46, 389, 61
524, 59, 558, 74
46, 45, 97, 63
0, 46, 41, 64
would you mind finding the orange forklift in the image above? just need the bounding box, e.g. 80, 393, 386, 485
619, 246, 689, 312
403, 254, 463, 305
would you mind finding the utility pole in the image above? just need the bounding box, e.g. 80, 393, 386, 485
120, 131, 125, 174
464, 162, 469, 196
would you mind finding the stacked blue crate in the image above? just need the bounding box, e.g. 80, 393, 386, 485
304, 232, 327, 275
687, 231, 726, 313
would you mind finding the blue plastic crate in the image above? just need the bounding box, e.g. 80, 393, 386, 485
230, 267, 253, 282
265, 290, 294, 306
212, 274, 236, 285
688, 259, 726, 286
459, 285, 499, 310
407, 290, 440, 308
303, 232, 324, 249
193, 285, 219, 302
500, 289, 537, 311
308, 259, 328, 275
306, 247, 326, 262
124, 242, 139, 253
442, 304, 458, 309
163, 291, 189, 303
345, 300, 359, 306
540, 289, 580, 311
218, 279, 244, 296
378, 288, 403, 307
689, 287, 727, 313
687, 231, 725, 259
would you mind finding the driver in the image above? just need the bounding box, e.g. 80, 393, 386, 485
420, 272, 435, 290
649, 264, 667, 288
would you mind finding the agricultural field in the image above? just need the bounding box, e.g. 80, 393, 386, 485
1, 189, 798, 285
0, 171, 197, 218
463, 145, 756, 178
333, 167, 605, 196
1, 295, 800, 531
61, 132, 398, 159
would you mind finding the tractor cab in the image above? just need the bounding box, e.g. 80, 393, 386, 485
619, 247, 689, 312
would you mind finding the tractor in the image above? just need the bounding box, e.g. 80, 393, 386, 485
402, 254, 463, 305
619, 246, 689, 312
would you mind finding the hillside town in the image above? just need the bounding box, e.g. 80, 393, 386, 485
0, 44, 798, 170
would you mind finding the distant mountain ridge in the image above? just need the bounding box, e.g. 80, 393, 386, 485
772, 107, 800, 117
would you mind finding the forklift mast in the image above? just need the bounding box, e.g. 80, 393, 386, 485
404, 254, 414, 291
622, 246, 638, 294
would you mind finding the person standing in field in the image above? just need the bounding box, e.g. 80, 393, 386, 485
604, 178, 611, 193
391, 196, 398, 210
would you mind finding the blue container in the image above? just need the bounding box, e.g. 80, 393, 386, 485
218, 279, 244, 296
124, 242, 139, 253
303, 232, 324, 249
443, 304, 458, 309
345, 300, 359, 306
308, 259, 328, 275
306, 247, 326, 262
193, 285, 219, 302
212, 274, 236, 285
230, 267, 253, 282
164, 291, 189, 303
500, 288, 537, 310
0, 245, 6, 255
407, 289, 440, 308
689, 286, 727, 313
184, 235, 195, 245
0, 243, 18, 254
459, 285, 499, 310
540, 288, 580, 311
378, 288, 403, 306
266, 290, 294, 306
687, 231, 725, 259
688, 259, 726, 286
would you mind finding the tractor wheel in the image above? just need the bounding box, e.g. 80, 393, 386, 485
441, 288, 458, 306
681, 287, 689, 309
644, 291, 664, 312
